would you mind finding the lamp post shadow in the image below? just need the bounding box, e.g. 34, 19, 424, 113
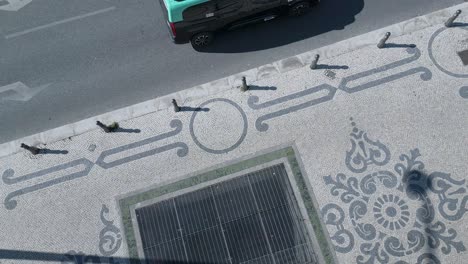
403, 170, 437, 260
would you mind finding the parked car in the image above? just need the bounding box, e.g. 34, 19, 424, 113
159, 0, 320, 49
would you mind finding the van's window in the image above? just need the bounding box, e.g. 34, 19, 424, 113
183, 4, 215, 21
216, 0, 242, 14
216, 0, 240, 9
251, 0, 275, 4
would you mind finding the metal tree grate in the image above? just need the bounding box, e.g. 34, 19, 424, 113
135, 164, 318, 264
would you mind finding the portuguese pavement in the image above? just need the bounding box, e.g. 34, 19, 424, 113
1, 3, 468, 264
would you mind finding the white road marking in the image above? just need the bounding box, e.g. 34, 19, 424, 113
5, 6, 116, 39
0, 82, 51, 102
0, 0, 33, 12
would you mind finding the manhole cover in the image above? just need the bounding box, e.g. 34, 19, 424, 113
324, 69, 336, 80
458, 49, 468, 66
134, 164, 318, 263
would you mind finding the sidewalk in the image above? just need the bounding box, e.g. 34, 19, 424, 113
1, 3, 468, 264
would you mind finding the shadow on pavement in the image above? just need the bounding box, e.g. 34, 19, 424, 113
384, 43, 417, 49
200, 0, 364, 53
403, 170, 436, 259
315, 64, 349, 70
39, 148, 69, 155
452, 22, 468, 27
179, 106, 210, 112
248, 85, 277, 90
114, 127, 142, 133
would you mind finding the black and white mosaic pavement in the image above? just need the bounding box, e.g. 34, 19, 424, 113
321, 118, 467, 264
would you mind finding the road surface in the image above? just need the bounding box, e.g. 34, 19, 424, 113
0, 0, 462, 143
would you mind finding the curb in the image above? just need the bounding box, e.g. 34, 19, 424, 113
1, 2, 467, 158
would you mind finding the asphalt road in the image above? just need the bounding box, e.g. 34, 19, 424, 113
0, 0, 462, 143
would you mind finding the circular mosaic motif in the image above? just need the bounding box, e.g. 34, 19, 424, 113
427, 27, 468, 78
373, 194, 410, 230
190, 98, 248, 154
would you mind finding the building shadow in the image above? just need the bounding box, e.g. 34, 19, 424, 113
200, 0, 364, 53
0, 249, 213, 264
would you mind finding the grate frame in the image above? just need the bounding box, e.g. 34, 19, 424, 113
118, 146, 338, 264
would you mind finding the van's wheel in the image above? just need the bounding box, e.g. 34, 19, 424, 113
191, 32, 214, 50
288, 1, 310, 16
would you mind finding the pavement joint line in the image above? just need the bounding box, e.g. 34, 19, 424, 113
4, 6, 117, 39
0, 2, 467, 158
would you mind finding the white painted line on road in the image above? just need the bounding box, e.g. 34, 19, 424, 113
0, 82, 51, 102
0, 0, 33, 12
5, 6, 117, 39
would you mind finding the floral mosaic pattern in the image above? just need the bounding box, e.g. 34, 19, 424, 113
61, 205, 124, 264
345, 118, 390, 173
321, 120, 467, 263
99, 204, 122, 256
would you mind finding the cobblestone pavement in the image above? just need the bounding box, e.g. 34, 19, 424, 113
1, 4, 468, 264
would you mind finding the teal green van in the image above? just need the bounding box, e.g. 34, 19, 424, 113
159, 0, 320, 49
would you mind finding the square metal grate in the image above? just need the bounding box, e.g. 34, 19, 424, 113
135, 164, 318, 264
458, 49, 468, 65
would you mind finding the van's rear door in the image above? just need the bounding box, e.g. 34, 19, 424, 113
159, 0, 169, 21
159, 0, 175, 38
